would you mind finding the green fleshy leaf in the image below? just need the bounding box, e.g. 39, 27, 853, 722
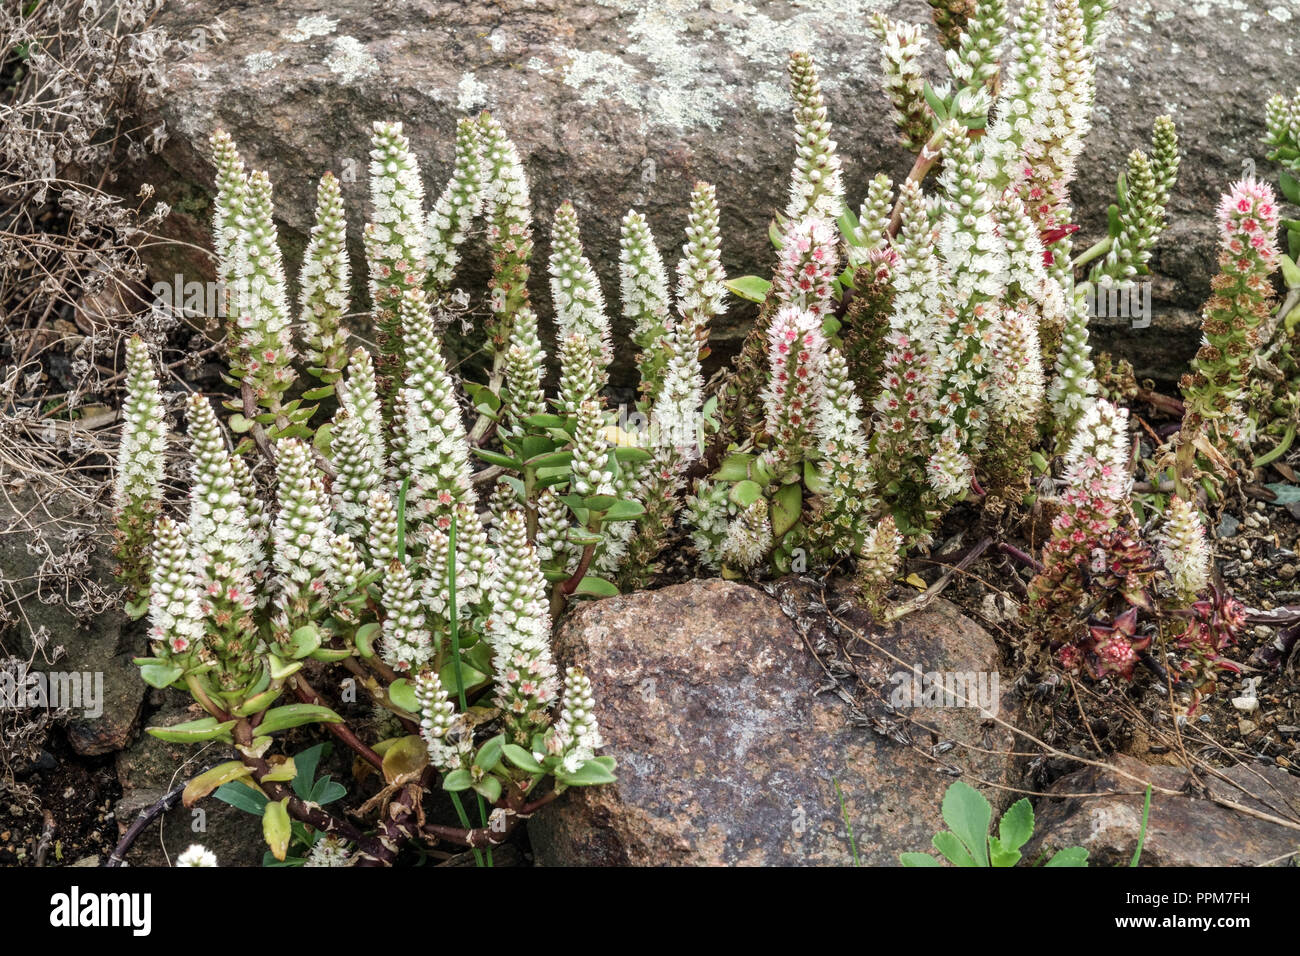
312, 422, 333, 455
602, 500, 645, 522
475, 734, 505, 773
613, 446, 652, 464
565, 527, 602, 547
387, 678, 419, 714
286, 624, 321, 659
354, 622, 380, 658
442, 768, 472, 792
473, 775, 503, 802
124, 597, 150, 620
463, 381, 502, 412
147, 717, 238, 744
439, 660, 489, 696
502, 744, 544, 774
473, 448, 522, 470
771, 481, 802, 538
730, 479, 763, 508
1279, 170, 1300, 206
266, 654, 302, 680
232, 687, 283, 717
138, 661, 184, 689
724, 275, 772, 303
522, 413, 567, 429
1279, 254, 1300, 290
803, 459, 830, 495
922, 81, 949, 121
555, 756, 617, 786
715, 453, 755, 482
573, 575, 620, 598
524, 449, 574, 469
256, 703, 343, 735
263, 797, 292, 861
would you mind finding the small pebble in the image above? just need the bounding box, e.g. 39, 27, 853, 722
1281, 564, 1298, 581
1239, 719, 1257, 735
1217, 514, 1241, 538
1232, 696, 1259, 713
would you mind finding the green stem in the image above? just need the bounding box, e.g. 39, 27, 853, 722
447, 512, 492, 867
1072, 236, 1113, 272
886, 125, 950, 239
185, 673, 229, 721
1253, 422, 1296, 469
468, 361, 506, 446
1173, 426, 1198, 501
524, 467, 538, 544
446, 791, 482, 866
551, 514, 602, 617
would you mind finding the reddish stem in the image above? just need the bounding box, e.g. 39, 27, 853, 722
291, 674, 385, 771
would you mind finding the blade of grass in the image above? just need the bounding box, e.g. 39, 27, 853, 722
399, 480, 485, 866
1130, 785, 1152, 867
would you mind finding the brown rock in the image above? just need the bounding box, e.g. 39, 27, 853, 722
528, 578, 1021, 866
113, 700, 265, 867
1027, 754, 1300, 867
0, 484, 147, 757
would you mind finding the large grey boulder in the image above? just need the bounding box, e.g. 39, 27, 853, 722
528, 578, 1022, 866
131, 0, 1300, 383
